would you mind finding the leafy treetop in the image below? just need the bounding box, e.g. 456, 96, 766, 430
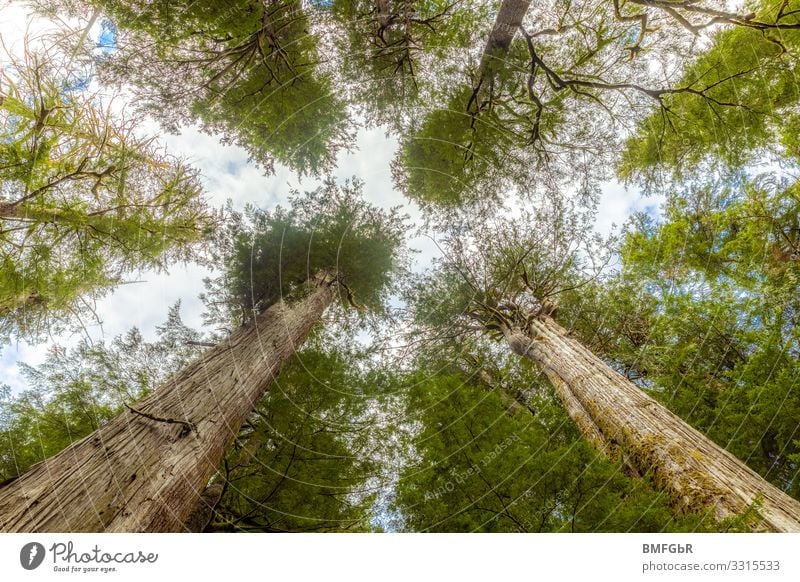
203, 178, 407, 327
0, 44, 212, 342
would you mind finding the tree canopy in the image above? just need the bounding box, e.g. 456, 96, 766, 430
619, 6, 800, 182
3, 0, 800, 534
201, 179, 407, 327
83, 0, 353, 175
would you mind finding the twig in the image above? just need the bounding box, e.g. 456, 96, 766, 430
125, 403, 197, 436
185, 340, 217, 348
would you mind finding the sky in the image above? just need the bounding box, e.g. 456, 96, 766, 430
0, 0, 659, 395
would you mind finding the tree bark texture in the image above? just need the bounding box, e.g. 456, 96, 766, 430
477, 0, 531, 80
183, 478, 225, 533
0, 277, 337, 532
502, 316, 800, 532
0, 202, 15, 218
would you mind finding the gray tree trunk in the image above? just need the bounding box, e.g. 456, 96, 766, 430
477, 0, 531, 81
502, 315, 800, 532
0, 276, 337, 532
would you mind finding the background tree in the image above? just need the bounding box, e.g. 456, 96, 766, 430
328, 0, 487, 130
394, 0, 800, 208
619, 2, 800, 183
0, 43, 211, 342
392, 0, 533, 206
405, 189, 800, 531
559, 175, 800, 499
0, 180, 406, 532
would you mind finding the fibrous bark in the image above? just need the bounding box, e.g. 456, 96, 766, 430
184, 478, 225, 533
502, 315, 800, 532
477, 0, 531, 81
0, 276, 337, 532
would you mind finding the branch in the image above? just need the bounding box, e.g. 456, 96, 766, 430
521, 27, 760, 113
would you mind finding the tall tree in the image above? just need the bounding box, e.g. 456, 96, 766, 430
393, 0, 532, 206
392, 364, 726, 532
0, 328, 382, 532
408, 194, 800, 531
0, 43, 211, 341
0, 308, 380, 532
328, 0, 482, 130
0, 181, 406, 532
559, 176, 800, 499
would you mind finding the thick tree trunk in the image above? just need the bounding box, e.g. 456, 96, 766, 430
0, 276, 337, 532
184, 478, 225, 533
477, 0, 531, 80
502, 316, 800, 532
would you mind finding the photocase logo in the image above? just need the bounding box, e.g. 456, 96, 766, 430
20, 542, 46, 570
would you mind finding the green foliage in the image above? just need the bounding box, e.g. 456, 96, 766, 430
394, 85, 518, 206
12, 0, 800, 533
619, 1, 800, 181
0, 303, 203, 482
0, 47, 211, 342
91, 0, 352, 175
388, 0, 800, 208
561, 176, 800, 499
329, 0, 483, 130
392, 366, 716, 532
206, 179, 407, 325
407, 195, 606, 338
211, 347, 379, 532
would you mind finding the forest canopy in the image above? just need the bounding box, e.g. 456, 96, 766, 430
0, 0, 799, 535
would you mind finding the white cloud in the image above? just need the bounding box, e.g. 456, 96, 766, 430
0, 1, 55, 55
0, 4, 658, 396
91, 263, 212, 339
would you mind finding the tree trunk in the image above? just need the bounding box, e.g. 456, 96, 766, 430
467, 0, 530, 116
502, 315, 800, 532
477, 0, 531, 81
183, 478, 225, 533
376, 0, 392, 32
0, 202, 15, 218
0, 276, 337, 532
